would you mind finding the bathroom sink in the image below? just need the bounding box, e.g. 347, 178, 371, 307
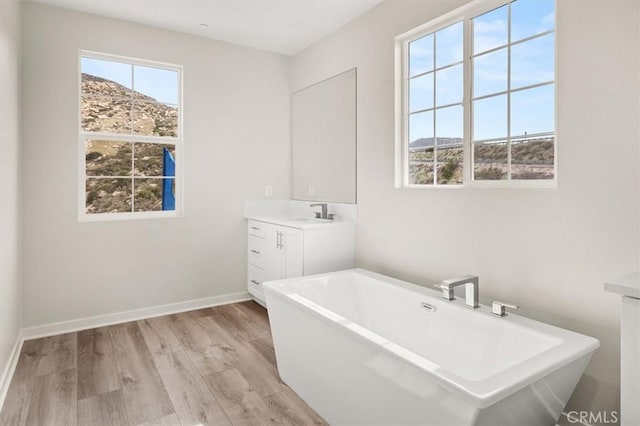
287, 217, 331, 224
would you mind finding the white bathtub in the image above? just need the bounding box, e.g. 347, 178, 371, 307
263, 269, 599, 426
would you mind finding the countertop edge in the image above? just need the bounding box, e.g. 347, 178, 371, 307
604, 271, 640, 298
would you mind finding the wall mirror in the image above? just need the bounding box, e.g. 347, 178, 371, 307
291, 68, 356, 204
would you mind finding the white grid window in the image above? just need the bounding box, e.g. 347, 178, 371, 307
407, 22, 464, 185
396, 0, 556, 188
79, 51, 182, 220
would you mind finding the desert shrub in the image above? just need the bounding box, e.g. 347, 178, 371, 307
86, 151, 102, 161
86, 190, 97, 204
439, 161, 460, 182
475, 167, 505, 180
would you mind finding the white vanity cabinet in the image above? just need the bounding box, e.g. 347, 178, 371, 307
605, 272, 640, 426
246, 218, 355, 305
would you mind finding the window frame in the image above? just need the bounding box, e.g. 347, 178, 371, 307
394, 0, 557, 189
78, 50, 184, 221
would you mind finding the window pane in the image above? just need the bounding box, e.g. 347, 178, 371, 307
511, 33, 554, 89
437, 146, 463, 185
473, 5, 508, 54
409, 33, 434, 77
510, 84, 554, 137
86, 178, 132, 213
133, 65, 179, 105
133, 101, 178, 137
81, 57, 132, 89
435, 64, 462, 106
473, 48, 507, 98
436, 105, 463, 143
511, 0, 554, 42
409, 148, 434, 185
81, 97, 132, 133
409, 73, 434, 112
473, 94, 507, 141
436, 22, 463, 68
474, 141, 508, 180
85, 140, 132, 177
133, 143, 176, 177
408, 111, 434, 185
409, 110, 434, 149
511, 135, 554, 180
134, 178, 174, 212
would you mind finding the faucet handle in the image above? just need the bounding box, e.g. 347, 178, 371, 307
433, 284, 455, 301
492, 301, 519, 317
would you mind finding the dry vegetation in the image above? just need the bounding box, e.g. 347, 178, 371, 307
82, 74, 177, 213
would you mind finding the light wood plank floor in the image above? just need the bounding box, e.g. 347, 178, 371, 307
0, 301, 327, 426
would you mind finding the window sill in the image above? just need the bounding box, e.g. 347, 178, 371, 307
78, 210, 182, 222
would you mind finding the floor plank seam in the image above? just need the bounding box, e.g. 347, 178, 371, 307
0, 301, 327, 426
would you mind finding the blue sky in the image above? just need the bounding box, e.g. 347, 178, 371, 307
409, 0, 555, 144
81, 57, 178, 105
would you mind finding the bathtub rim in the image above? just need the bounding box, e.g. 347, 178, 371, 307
263, 268, 600, 409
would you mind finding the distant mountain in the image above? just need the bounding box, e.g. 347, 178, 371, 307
409, 137, 462, 149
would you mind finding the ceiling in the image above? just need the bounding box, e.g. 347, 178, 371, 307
28, 0, 382, 55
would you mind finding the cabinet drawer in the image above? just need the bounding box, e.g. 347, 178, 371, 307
248, 220, 266, 239
248, 265, 266, 302
248, 235, 266, 270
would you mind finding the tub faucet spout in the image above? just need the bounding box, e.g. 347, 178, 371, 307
440, 275, 480, 309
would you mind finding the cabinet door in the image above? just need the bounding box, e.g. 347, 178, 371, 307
265, 224, 304, 281
280, 227, 303, 279
266, 225, 283, 281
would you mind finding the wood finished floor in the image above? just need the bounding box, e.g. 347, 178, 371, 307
0, 301, 327, 426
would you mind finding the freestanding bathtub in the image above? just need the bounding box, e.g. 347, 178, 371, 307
263, 269, 599, 426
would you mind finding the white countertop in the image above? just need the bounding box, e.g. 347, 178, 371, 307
247, 215, 348, 229
605, 271, 640, 298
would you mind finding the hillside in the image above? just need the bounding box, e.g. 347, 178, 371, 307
409, 137, 554, 184
82, 73, 177, 213
81, 73, 178, 137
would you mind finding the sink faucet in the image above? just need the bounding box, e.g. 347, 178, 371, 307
437, 275, 480, 309
310, 203, 334, 220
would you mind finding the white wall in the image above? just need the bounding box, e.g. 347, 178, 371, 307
0, 0, 22, 386
291, 0, 639, 420
21, 3, 291, 327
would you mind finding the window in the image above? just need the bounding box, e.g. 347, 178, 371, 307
79, 52, 182, 220
396, 0, 555, 187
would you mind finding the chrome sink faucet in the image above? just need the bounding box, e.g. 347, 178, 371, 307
310, 203, 334, 220
436, 275, 480, 309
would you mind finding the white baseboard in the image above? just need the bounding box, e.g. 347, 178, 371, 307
0, 292, 253, 413
21, 291, 252, 340
0, 330, 24, 414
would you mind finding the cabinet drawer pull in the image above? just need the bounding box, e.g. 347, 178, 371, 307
250, 249, 260, 254
250, 280, 260, 285
251, 226, 260, 231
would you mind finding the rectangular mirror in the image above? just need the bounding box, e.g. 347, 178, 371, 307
291, 68, 356, 204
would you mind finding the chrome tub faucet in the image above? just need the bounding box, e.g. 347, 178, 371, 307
436, 275, 480, 309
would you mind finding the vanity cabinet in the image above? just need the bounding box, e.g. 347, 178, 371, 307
605, 272, 640, 426
266, 225, 303, 282
246, 218, 355, 305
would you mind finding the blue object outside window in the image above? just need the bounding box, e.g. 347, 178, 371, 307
162, 148, 175, 210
